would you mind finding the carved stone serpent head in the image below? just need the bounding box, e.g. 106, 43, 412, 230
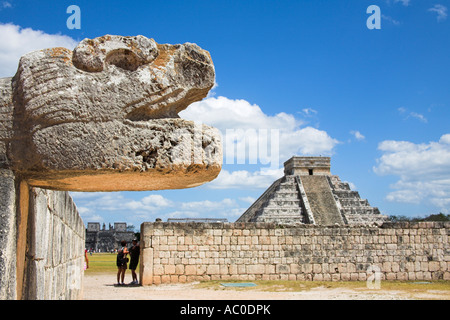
0, 35, 222, 191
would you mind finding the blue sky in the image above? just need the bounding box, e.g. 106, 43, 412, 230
1, 0, 449, 229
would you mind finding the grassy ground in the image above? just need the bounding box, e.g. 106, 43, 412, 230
85, 252, 130, 273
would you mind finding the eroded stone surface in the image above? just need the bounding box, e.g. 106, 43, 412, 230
0, 35, 221, 191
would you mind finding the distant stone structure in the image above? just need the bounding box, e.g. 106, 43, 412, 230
167, 218, 228, 223
85, 222, 135, 252
237, 156, 387, 225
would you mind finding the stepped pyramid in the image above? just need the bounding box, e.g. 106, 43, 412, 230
237, 156, 388, 225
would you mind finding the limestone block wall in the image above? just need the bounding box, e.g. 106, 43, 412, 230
140, 222, 449, 285
23, 187, 85, 300
0, 170, 17, 299
0, 170, 85, 300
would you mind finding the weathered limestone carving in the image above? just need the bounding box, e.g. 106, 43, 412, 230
1, 35, 222, 191
0, 35, 221, 299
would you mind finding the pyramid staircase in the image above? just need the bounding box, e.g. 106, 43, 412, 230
237, 157, 388, 226
237, 175, 308, 224
328, 175, 387, 225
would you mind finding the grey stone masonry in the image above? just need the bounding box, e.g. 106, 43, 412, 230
237, 156, 387, 226
140, 221, 450, 285
284, 156, 331, 176
328, 175, 388, 225
0, 169, 17, 300
23, 188, 85, 300
237, 175, 306, 224
0, 34, 221, 300
85, 222, 135, 252
300, 175, 343, 225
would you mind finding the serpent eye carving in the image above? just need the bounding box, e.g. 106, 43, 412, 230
105, 49, 142, 71
72, 35, 159, 72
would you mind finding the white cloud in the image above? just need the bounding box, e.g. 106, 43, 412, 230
374, 134, 450, 213
70, 192, 103, 199
71, 191, 248, 223
164, 198, 246, 221
181, 96, 338, 190
77, 206, 93, 214
181, 96, 339, 167
239, 196, 256, 204
398, 107, 427, 123
81, 212, 104, 223
385, 0, 410, 6
382, 15, 401, 26
72, 192, 174, 216
428, 4, 448, 22
180, 198, 237, 211
301, 108, 318, 116
350, 130, 365, 141
141, 194, 173, 207
409, 112, 428, 123
1, 1, 12, 9
395, 0, 410, 6
206, 167, 284, 189
181, 96, 300, 132
0, 23, 78, 77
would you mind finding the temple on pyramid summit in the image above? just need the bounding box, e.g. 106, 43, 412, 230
236, 156, 388, 225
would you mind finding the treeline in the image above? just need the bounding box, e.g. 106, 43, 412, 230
389, 213, 450, 222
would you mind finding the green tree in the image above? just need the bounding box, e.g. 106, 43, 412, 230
389, 213, 450, 222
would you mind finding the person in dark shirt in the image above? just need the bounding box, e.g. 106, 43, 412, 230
128, 239, 140, 285
116, 240, 129, 285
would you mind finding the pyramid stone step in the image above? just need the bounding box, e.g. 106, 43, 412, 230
266, 199, 301, 207
278, 183, 296, 191
342, 207, 380, 215
259, 207, 302, 215
256, 216, 304, 224
333, 183, 351, 191
274, 190, 298, 195
300, 175, 343, 225
270, 194, 299, 201
333, 190, 360, 199
340, 199, 370, 207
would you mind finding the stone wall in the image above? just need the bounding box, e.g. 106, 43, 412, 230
0, 170, 17, 299
22, 187, 85, 299
0, 170, 85, 300
140, 222, 449, 285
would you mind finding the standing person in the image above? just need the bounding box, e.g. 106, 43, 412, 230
84, 249, 89, 270
116, 240, 129, 285
128, 239, 140, 285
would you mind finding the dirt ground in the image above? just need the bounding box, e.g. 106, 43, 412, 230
82, 273, 449, 300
